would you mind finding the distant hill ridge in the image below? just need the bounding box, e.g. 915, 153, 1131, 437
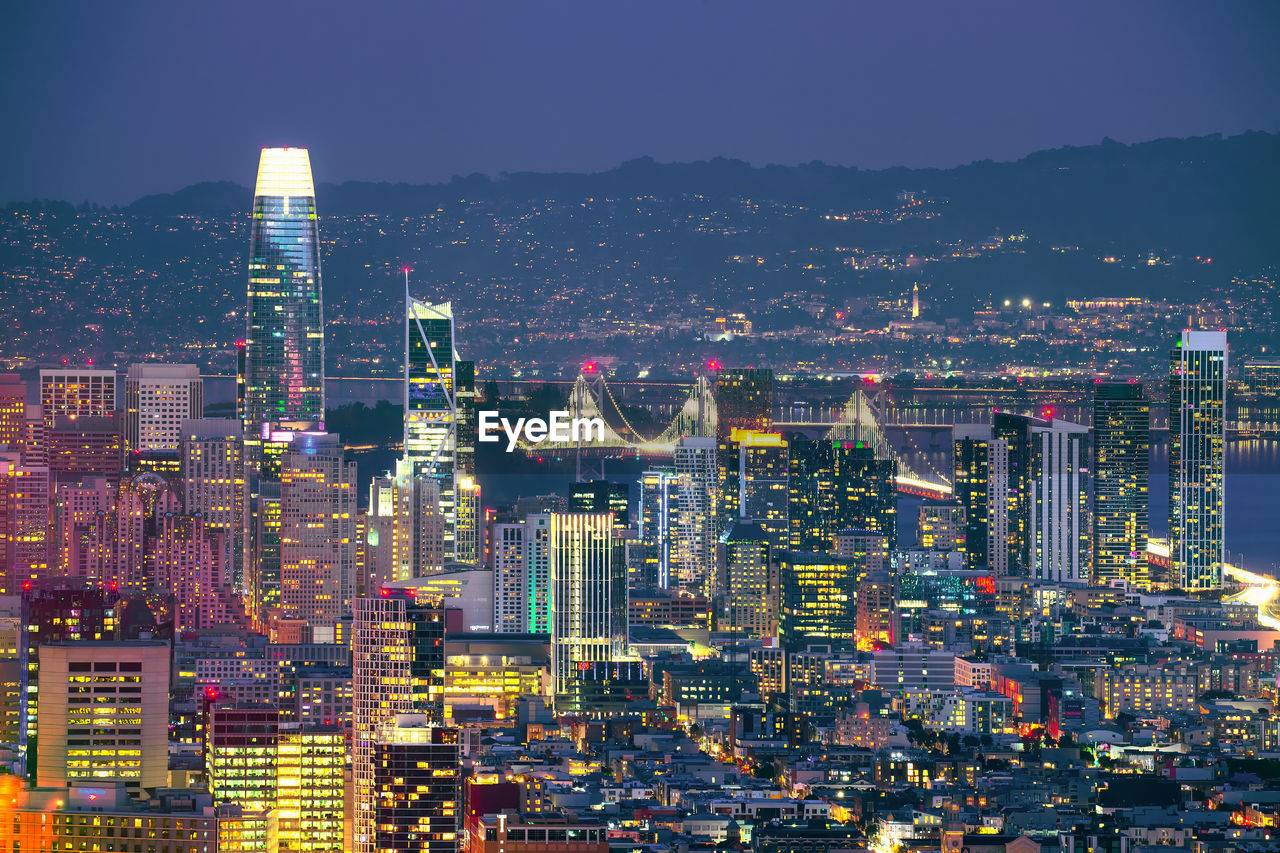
118, 131, 1280, 267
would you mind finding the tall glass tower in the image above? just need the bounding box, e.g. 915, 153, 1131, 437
1170, 330, 1228, 590
405, 296, 458, 558
243, 147, 325, 434
1092, 382, 1149, 588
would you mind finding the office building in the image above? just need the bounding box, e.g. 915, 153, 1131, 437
720, 521, 774, 638
1169, 330, 1228, 590
637, 469, 679, 590
181, 418, 248, 589
36, 641, 169, 792
953, 424, 1009, 573
992, 412, 1040, 574
279, 432, 356, 629
124, 363, 203, 454
39, 368, 116, 427
673, 436, 719, 596
242, 147, 325, 433
207, 704, 345, 853
918, 498, 966, 553
524, 514, 552, 634
366, 459, 445, 588
456, 474, 482, 564
737, 428, 790, 554
373, 716, 461, 853
353, 593, 448, 853
714, 368, 773, 523
779, 552, 860, 650
568, 479, 630, 525
548, 513, 627, 705
492, 520, 526, 633
1028, 419, 1090, 584
47, 414, 123, 485
0, 374, 25, 450
789, 438, 897, 552
1093, 382, 1150, 587
405, 297, 460, 558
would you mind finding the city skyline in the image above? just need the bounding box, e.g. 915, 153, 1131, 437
2, 8, 1279, 852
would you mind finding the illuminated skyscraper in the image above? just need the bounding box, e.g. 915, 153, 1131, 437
714, 368, 773, 523
1092, 383, 1150, 587
366, 459, 445, 589
779, 552, 859, 650
279, 433, 356, 630
637, 469, 679, 589
353, 591, 447, 852
992, 412, 1038, 574
547, 513, 627, 706
953, 425, 1010, 574
788, 437, 896, 553
181, 419, 248, 589
1028, 419, 1090, 585
1169, 330, 1228, 590
206, 705, 345, 853
673, 436, 719, 596
243, 148, 325, 433
737, 429, 789, 554
124, 364, 203, 454
39, 368, 116, 427
406, 297, 460, 558
373, 716, 460, 853
720, 521, 774, 638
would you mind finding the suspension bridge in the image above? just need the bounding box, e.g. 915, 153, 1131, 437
519, 367, 953, 499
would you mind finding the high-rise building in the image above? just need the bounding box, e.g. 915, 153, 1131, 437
1028, 420, 1090, 584
353, 594, 448, 853
568, 480, 630, 525
373, 716, 460, 853
714, 368, 773, 523
637, 469, 679, 590
672, 436, 718, 596
207, 704, 344, 853
47, 414, 123, 486
720, 521, 774, 638
251, 483, 283, 622
1169, 330, 1228, 590
366, 459, 445, 589
778, 552, 859, 650
456, 474, 482, 564
405, 297, 460, 558
547, 513, 627, 706
36, 641, 170, 792
992, 413, 1038, 574
737, 429, 790, 554
1093, 382, 1150, 587
492, 520, 526, 633
953, 425, 1009, 574
181, 419, 248, 589
524, 514, 552, 634
789, 437, 897, 553
918, 499, 966, 553
124, 364, 203, 455
39, 368, 116, 428
279, 433, 357, 629
857, 570, 897, 649
0, 375, 26, 451
0, 455, 50, 595
243, 147, 325, 434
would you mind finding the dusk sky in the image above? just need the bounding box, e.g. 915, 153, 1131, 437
3, 1, 1278, 205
